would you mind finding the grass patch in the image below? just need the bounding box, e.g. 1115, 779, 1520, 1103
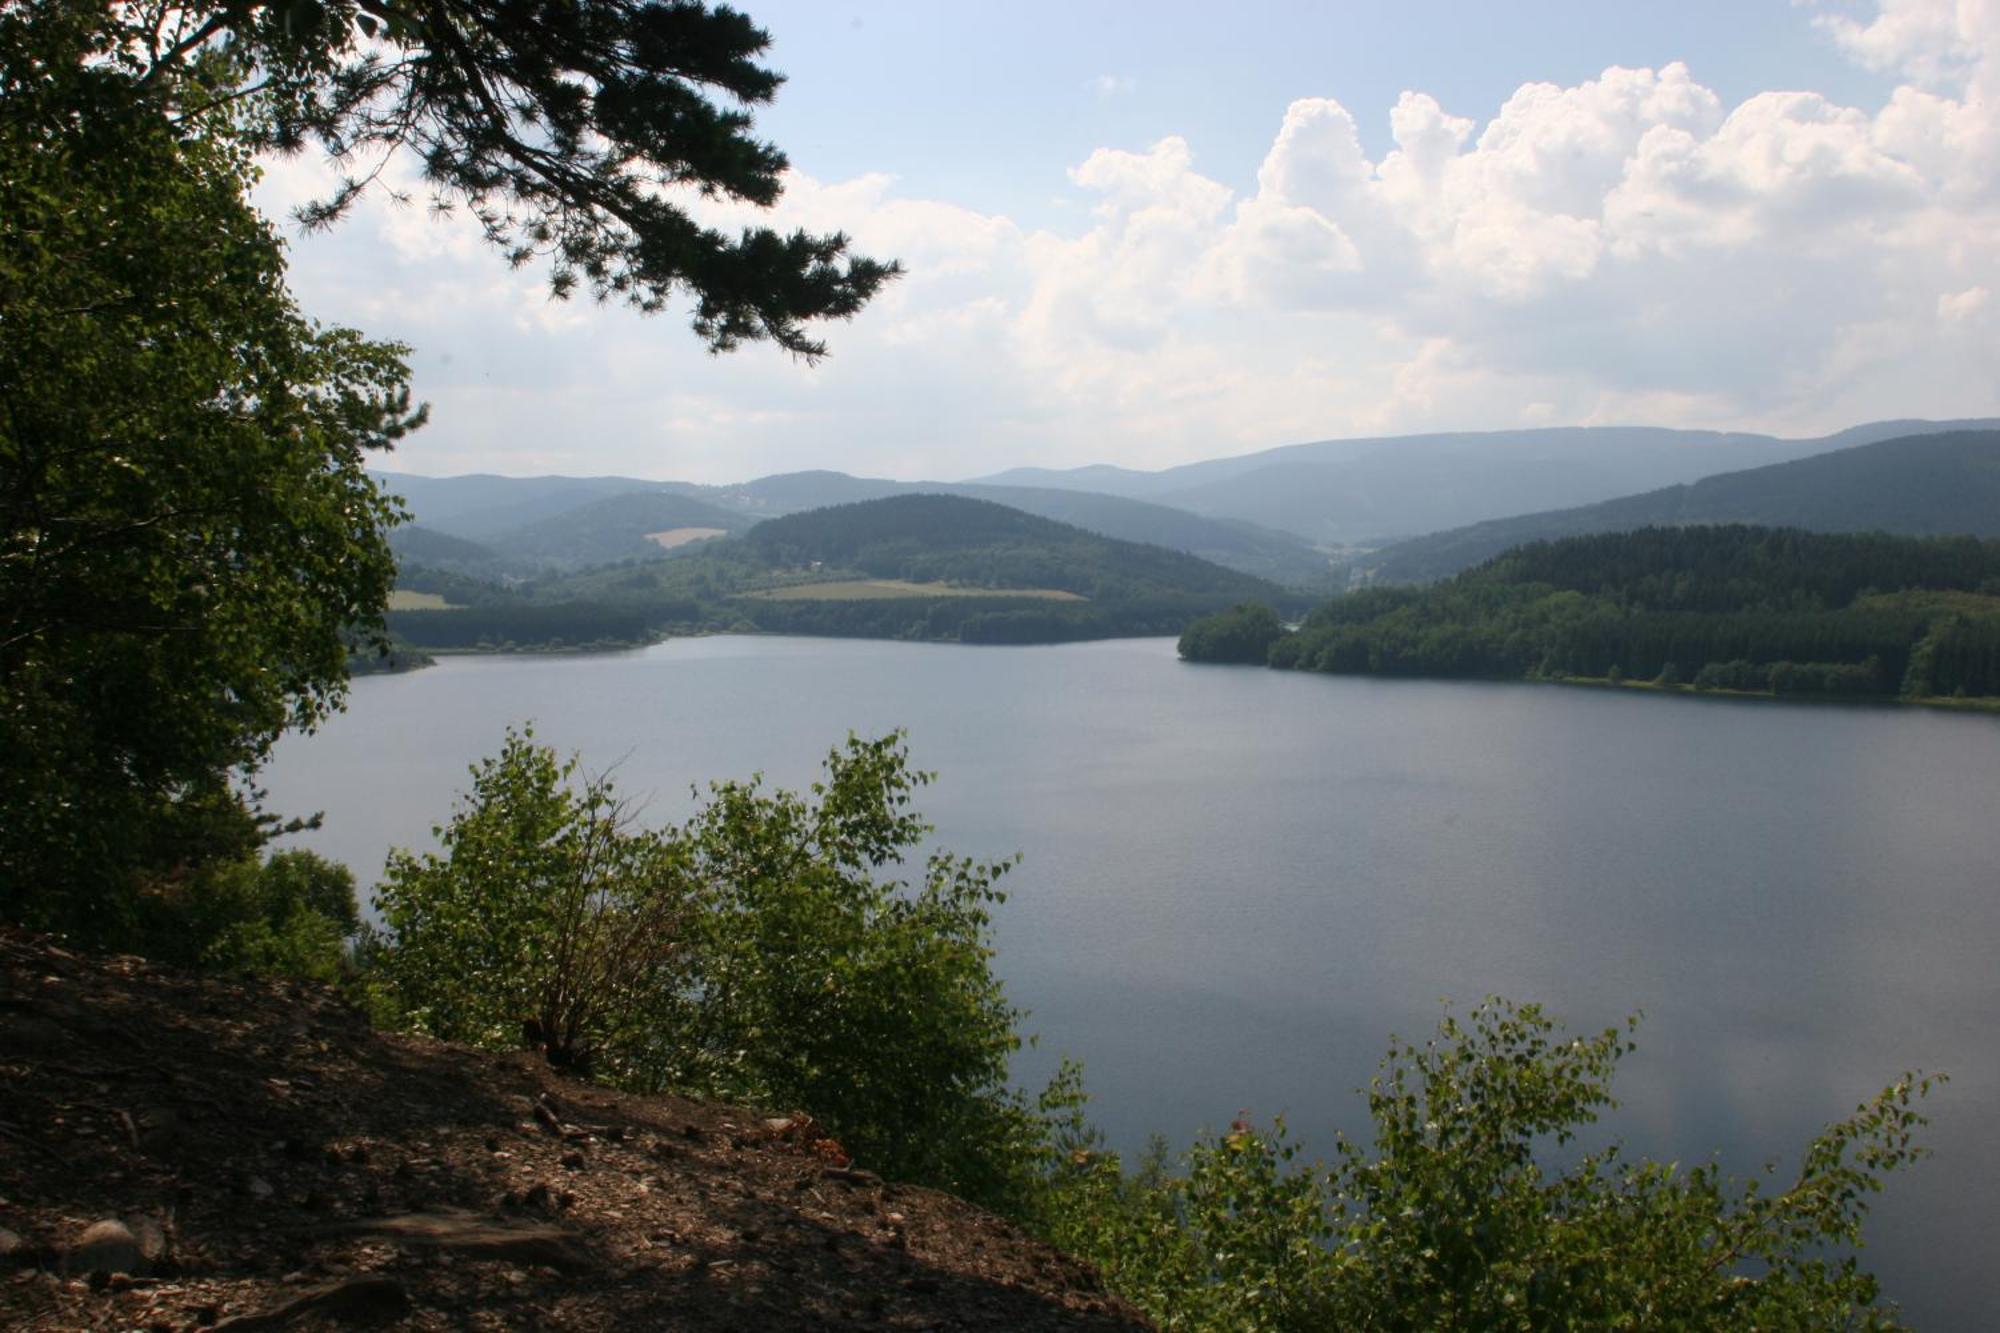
387, 589, 458, 611
737, 579, 1087, 602
645, 526, 729, 550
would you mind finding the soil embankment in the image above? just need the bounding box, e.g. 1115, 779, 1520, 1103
0, 930, 1147, 1330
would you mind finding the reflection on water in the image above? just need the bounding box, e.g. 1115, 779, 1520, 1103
264, 636, 2000, 1327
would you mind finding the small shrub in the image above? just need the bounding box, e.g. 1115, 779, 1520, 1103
372, 726, 690, 1075
368, 728, 1078, 1214
1045, 1000, 1941, 1332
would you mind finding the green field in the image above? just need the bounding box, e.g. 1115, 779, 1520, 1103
387, 589, 458, 611
738, 579, 1086, 602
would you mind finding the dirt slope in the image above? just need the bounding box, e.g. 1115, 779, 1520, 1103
0, 930, 1148, 1331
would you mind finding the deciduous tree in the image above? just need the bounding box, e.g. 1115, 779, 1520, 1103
1, 8, 420, 932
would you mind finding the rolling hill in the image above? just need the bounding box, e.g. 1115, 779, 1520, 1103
376, 472, 680, 542
739, 493, 1278, 602
387, 525, 500, 569
944, 484, 1332, 586
379, 469, 1332, 586
977, 419, 2000, 544
390, 494, 1290, 649
498, 490, 749, 568
1368, 429, 2000, 583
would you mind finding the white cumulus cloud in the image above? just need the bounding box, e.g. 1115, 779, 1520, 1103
263, 2, 2000, 480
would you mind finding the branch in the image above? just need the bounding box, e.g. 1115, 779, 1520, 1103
134, 12, 231, 89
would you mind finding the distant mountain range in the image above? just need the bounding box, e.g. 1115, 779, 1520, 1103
389, 494, 1288, 650
377, 469, 1334, 586
379, 472, 666, 540
974, 419, 1999, 544
1368, 429, 2000, 582
375, 417, 2000, 593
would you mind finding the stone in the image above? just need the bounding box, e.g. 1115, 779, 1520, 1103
328, 1210, 592, 1272
66, 1219, 141, 1276
126, 1215, 167, 1268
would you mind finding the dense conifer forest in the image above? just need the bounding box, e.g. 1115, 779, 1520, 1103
1183, 526, 2000, 701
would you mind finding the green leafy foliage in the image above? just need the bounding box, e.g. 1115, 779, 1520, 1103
137, 849, 365, 983
369, 728, 1078, 1213
6, 0, 894, 945
662, 733, 1074, 1213
0, 9, 421, 938
373, 728, 690, 1075
1042, 1001, 1941, 1331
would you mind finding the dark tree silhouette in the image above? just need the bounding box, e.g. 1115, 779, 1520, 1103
86, 0, 899, 357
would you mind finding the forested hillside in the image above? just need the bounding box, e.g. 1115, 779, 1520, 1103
742, 495, 1272, 598
387, 525, 500, 569
1184, 527, 2000, 702
499, 490, 747, 567
377, 472, 680, 541
383, 469, 1332, 585
949, 485, 1332, 586
1372, 429, 2000, 581
389, 494, 1291, 649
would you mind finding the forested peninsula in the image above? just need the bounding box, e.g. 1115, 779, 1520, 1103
1181, 526, 2000, 704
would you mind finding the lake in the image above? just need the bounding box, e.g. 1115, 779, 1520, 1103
263, 635, 2000, 1326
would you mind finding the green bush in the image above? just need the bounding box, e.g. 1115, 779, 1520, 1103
368, 728, 1079, 1214
1044, 1000, 1940, 1331
671, 734, 1089, 1211
137, 848, 363, 983
372, 727, 690, 1075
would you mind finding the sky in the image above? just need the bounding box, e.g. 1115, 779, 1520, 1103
256, 0, 2000, 483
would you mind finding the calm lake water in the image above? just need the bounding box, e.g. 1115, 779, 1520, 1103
264, 636, 2000, 1327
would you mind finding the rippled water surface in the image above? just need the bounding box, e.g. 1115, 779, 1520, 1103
264, 636, 2000, 1327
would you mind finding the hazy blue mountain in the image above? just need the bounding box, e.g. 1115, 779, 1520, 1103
379, 417, 1996, 578
692, 474, 1332, 585
498, 490, 751, 568
700, 470, 906, 514
396, 494, 1293, 650
379, 468, 1332, 585
975, 420, 2000, 543
944, 484, 1332, 586
972, 462, 1161, 496
1369, 429, 2000, 582
374, 471, 675, 541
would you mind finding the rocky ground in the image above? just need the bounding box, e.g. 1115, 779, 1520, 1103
0, 930, 1149, 1330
